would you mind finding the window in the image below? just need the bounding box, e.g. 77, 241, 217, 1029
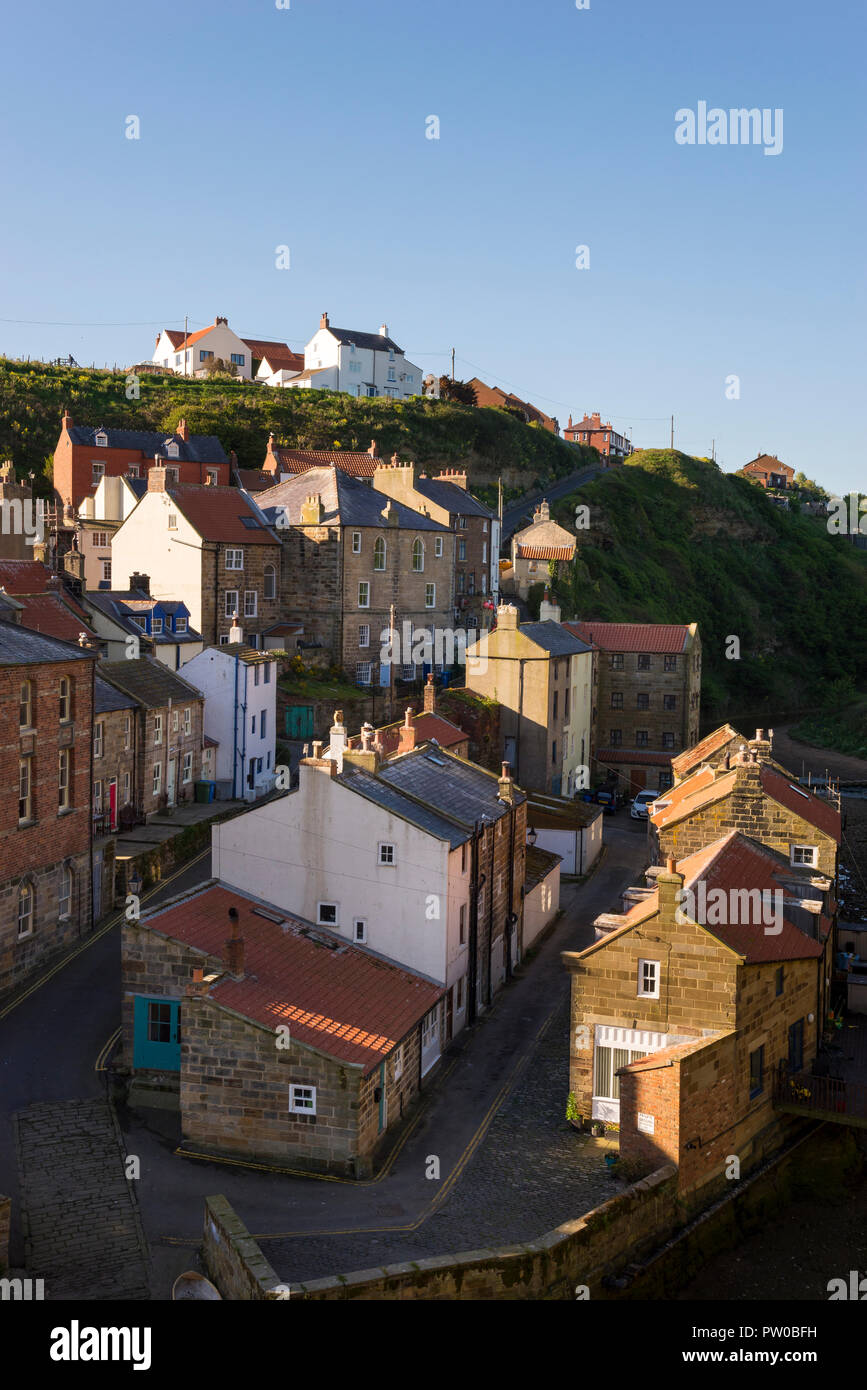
154, 714, 163, 746
481, 573, 487, 594
260, 711, 267, 739
251, 715, 256, 735
101, 559, 112, 583
164, 465, 180, 484
358, 582, 370, 609
552, 739, 557, 765
351, 532, 361, 554
131, 615, 147, 632
253, 665, 260, 687
663, 694, 677, 711
94, 780, 103, 814
455, 976, 466, 1012
92, 530, 109, 549
206, 468, 219, 486
263, 564, 276, 600
122, 771, 130, 804
58, 749, 70, 810
289, 1085, 316, 1115
264, 663, 271, 683
94, 722, 104, 757
553, 691, 558, 719
467, 573, 475, 596
435, 536, 443, 558
244, 590, 257, 618
458, 539, 466, 561
638, 959, 659, 997
775, 965, 784, 997
19, 679, 33, 729
662, 732, 675, 749
123, 714, 131, 749
230, 353, 245, 366
317, 903, 338, 926
224, 590, 238, 619
637, 654, 651, 671
59, 676, 71, 722
378, 842, 396, 866
457, 572, 465, 594
459, 516, 467, 529
91, 461, 105, 485
166, 509, 179, 531
373, 537, 386, 570
152, 617, 163, 635
18, 758, 32, 822
749, 1045, 764, 1099
353, 919, 367, 944
183, 707, 192, 736
791, 845, 817, 867
636, 692, 649, 710
219, 634, 230, 646
401, 662, 415, 682
182, 752, 193, 783
461, 843, 467, 873
609, 653, 624, 670
356, 661, 371, 685
358, 624, 370, 648
17, 883, 34, 939
636, 730, 649, 747
226, 549, 244, 570
609, 729, 622, 747
412, 538, 424, 572
610, 692, 623, 710
152, 763, 162, 796
421, 1008, 439, 1051
199, 349, 213, 363
664, 655, 678, 672
425, 583, 435, 608
393, 1044, 403, 1079
387, 368, 396, 382
459, 903, 467, 944
59, 866, 72, 919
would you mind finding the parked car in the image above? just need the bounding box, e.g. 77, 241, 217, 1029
630, 788, 660, 820
595, 788, 620, 814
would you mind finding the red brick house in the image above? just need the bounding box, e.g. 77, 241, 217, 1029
263, 435, 382, 480
52, 412, 230, 513
467, 378, 559, 433
563, 412, 632, 459
740, 455, 795, 490
0, 622, 96, 999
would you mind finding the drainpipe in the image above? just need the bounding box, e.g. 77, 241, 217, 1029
505, 804, 515, 981
486, 817, 495, 1007
240, 665, 248, 796
88, 659, 95, 935
468, 820, 483, 1025
232, 653, 240, 797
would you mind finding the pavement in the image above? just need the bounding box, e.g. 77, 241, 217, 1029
500, 465, 604, 540
0, 816, 650, 1300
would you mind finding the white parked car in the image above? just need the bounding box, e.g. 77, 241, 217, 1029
630, 788, 660, 820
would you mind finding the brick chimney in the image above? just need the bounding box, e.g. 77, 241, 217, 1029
329, 709, 347, 762
186, 966, 210, 999
381, 499, 400, 527
61, 408, 73, 431
176, 418, 189, 442
435, 468, 467, 490
423, 673, 436, 713
749, 728, 772, 762
224, 906, 245, 980
398, 707, 417, 754
498, 760, 514, 804
129, 572, 150, 594
656, 856, 684, 928
300, 493, 324, 525
343, 722, 381, 774
148, 463, 169, 492
320, 312, 329, 330
367, 439, 379, 458
496, 603, 519, 630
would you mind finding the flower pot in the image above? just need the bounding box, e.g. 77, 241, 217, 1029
591, 1122, 605, 1137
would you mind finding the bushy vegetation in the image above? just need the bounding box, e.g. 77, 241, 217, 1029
0, 358, 594, 492
550, 450, 867, 718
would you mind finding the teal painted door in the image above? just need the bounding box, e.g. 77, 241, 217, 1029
133, 996, 181, 1070
378, 1061, 387, 1132
285, 705, 314, 739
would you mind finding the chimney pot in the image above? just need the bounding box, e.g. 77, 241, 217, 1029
423, 673, 436, 713
320, 312, 329, 330
312, 740, 323, 759
666, 856, 676, 873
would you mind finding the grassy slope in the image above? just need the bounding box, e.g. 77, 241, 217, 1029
549, 450, 867, 717
0, 359, 594, 488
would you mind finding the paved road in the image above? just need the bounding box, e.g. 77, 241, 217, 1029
501, 465, 604, 540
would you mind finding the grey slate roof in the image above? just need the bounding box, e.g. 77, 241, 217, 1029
413, 477, 494, 519
68, 425, 228, 463
95, 674, 137, 713
378, 748, 526, 829
324, 326, 404, 354
98, 657, 204, 708
338, 763, 471, 848
84, 592, 202, 642
519, 621, 593, 656
256, 468, 449, 532
0, 624, 95, 666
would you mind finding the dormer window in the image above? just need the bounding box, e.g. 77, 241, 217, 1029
165, 441, 179, 459
95, 430, 108, 447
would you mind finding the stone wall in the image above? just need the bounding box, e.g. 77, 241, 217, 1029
203, 1195, 285, 1300
0, 1194, 10, 1272
437, 688, 501, 773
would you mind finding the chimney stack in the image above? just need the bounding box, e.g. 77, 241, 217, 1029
367, 439, 379, 458
61, 408, 73, 430
129, 572, 150, 594
498, 760, 514, 804
224, 907, 245, 980
656, 856, 684, 926
398, 707, 417, 755
328, 709, 347, 765
228, 612, 243, 644
495, 603, 519, 631
176, 418, 189, 442
320, 312, 329, 330
343, 722, 381, 773
423, 672, 436, 713
148, 463, 169, 492
539, 589, 561, 624
379, 324, 388, 338
300, 493, 325, 525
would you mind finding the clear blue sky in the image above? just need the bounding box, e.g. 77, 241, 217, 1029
1, 0, 863, 490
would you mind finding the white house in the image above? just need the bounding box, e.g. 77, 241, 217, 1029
153, 317, 254, 379
212, 716, 529, 1030
289, 313, 424, 400
75, 473, 146, 590
182, 641, 277, 801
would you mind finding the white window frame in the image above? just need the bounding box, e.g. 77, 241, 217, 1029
183, 707, 192, 735
94, 779, 103, 814
59, 866, 72, 920
317, 902, 339, 927
182, 751, 193, 783
17, 883, 34, 939
224, 590, 239, 619
425, 583, 436, 608
351, 532, 362, 554
435, 536, 443, 558
289, 1084, 316, 1115
358, 581, 370, 609
358, 624, 370, 649
154, 713, 163, 746
167, 513, 178, 530
152, 617, 163, 635
637, 958, 660, 998
263, 564, 276, 600
94, 721, 104, 758
58, 748, 70, 810
393, 1044, 403, 1080
455, 975, 466, 1012
244, 590, 258, 618
790, 844, 818, 867
353, 918, 367, 944
152, 763, 162, 796
225, 549, 244, 570
356, 661, 371, 685
378, 842, 396, 867
412, 538, 424, 572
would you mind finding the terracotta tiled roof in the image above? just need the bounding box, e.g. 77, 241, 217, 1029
760, 765, 842, 843
350, 711, 467, 758
744, 455, 794, 476
515, 544, 575, 560
17, 592, 98, 644
671, 725, 744, 777
270, 447, 379, 478
652, 763, 716, 812
167, 484, 277, 544
145, 884, 445, 1072
161, 329, 186, 348
564, 621, 691, 653
651, 761, 841, 843
0, 559, 55, 593
651, 768, 737, 827
235, 468, 273, 492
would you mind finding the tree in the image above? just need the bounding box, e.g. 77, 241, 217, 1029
202, 357, 239, 379
438, 376, 477, 406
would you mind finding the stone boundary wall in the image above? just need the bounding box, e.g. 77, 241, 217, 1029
203, 1195, 285, 1301
0, 1195, 10, 1272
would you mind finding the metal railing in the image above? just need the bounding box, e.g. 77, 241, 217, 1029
774, 1065, 867, 1123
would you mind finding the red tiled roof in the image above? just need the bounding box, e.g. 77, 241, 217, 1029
145, 885, 444, 1072
161, 329, 186, 348
350, 711, 467, 758
651, 763, 715, 812
671, 725, 743, 776
172, 322, 219, 351
271, 447, 379, 478
651, 768, 737, 827
167, 484, 277, 545
0, 560, 54, 594
515, 544, 575, 560
760, 765, 842, 843
235, 468, 273, 492
17, 592, 98, 644
564, 621, 691, 653
744, 455, 794, 476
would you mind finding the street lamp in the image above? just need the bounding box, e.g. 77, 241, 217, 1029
527, 827, 538, 847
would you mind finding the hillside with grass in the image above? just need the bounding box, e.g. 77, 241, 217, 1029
548, 450, 867, 718
0, 358, 593, 494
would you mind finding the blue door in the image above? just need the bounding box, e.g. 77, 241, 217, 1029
133, 996, 181, 1070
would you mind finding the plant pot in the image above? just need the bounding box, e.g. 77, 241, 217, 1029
591, 1123, 605, 1137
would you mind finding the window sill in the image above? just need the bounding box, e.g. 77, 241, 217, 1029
58, 806, 74, 817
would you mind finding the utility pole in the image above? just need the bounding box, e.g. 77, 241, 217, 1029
670, 415, 674, 451
712, 438, 715, 462
388, 602, 396, 719
451, 347, 455, 381
184, 314, 188, 377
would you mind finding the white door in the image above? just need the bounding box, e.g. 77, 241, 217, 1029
167, 758, 176, 806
